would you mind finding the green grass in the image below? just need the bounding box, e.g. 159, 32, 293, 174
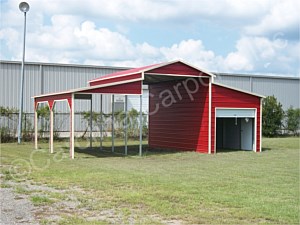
0, 182, 11, 188
0, 137, 299, 224
56, 216, 110, 225
15, 185, 31, 194
30, 195, 55, 206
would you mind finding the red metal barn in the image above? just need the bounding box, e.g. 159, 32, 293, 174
33, 61, 263, 158
148, 67, 262, 154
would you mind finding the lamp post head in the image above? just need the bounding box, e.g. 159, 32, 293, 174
19, 2, 30, 13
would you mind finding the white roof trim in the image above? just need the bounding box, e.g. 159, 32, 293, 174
88, 72, 142, 84
213, 82, 265, 98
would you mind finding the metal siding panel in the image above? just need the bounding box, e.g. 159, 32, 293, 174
215, 75, 251, 91
80, 81, 142, 95
128, 90, 149, 113
148, 62, 205, 75
149, 78, 209, 153
0, 61, 128, 124
41, 64, 125, 113
0, 63, 41, 112
252, 77, 300, 109
24, 65, 41, 112
216, 74, 300, 110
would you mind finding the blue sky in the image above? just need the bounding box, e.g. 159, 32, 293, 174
0, 0, 299, 76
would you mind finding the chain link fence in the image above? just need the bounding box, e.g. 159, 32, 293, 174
0, 111, 148, 143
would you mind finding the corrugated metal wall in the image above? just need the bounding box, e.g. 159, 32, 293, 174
215, 74, 299, 109
0, 61, 129, 113
149, 79, 209, 152
127, 90, 149, 113
1, 63, 41, 112
1, 61, 299, 113
251, 77, 299, 109
215, 75, 251, 91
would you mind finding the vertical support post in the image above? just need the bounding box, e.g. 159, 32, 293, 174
49, 105, 54, 154
40, 64, 44, 95
90, 97, 92, 148
124, 95, 128, 155
100, 94, 103, 151
260, 98, 262, 152
34, 102, 38, 150
24, 114, 27, 132
254, 109, 257, 152
40, 65, 45, 132
17, 10, 27, 144
139, 94, 143, 156
70, 94, 75, 159
112, 95, 115, 152
208, 77, 212, 154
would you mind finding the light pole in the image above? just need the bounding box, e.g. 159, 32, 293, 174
18, 2, 30, 144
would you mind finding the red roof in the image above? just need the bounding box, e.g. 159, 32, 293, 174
88, 62, 162, 83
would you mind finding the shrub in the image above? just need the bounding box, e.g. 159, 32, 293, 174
262, 96, 284, 137
285, 107, 300, 136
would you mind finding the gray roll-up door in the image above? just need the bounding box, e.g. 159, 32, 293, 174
216, 109, 255, 118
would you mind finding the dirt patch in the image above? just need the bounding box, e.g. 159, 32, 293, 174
0, 185, 38, 225
1, 173, 184, 224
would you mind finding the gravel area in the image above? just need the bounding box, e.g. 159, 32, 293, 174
0, 172, 183, 225
0, 186, 39, 225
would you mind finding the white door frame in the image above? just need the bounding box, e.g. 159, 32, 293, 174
214, 107, 257, 153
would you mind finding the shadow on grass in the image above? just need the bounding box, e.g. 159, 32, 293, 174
217, 148, 272, 153
216, 148, 255, 153
74, 145, 182, 158
75, 145, 146, 158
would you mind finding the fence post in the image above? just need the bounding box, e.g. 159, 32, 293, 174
24, 113, 27, 134
34, 108, 38, 149
100, 94, 103, 151
112, 95, 115, 153
90, 98, 92, 148
125, 95, 128, 155
139, 95, 143, 156
7, 114, 10, 136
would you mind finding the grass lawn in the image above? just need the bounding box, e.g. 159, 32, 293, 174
0, 137, 299, 224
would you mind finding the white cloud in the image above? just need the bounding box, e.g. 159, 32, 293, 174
160, 39, 220, 70
1, 14, 298, 75
223, 36, 299, 75
0, 28, 19, 49
2, 0, 275, 27
224, 52, 253, 72
244, 0, 299, 39
0, 0, 299, 76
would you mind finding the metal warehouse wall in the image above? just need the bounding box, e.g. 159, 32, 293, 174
1, 61, 299, 113
0, 61, 129, 113
215, 73, 300, 109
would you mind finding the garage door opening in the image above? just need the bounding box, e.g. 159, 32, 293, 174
216, 109, 256, 152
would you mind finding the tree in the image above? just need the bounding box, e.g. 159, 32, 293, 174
0, 106, 19, 142
285, 107, 300, 136
262, 96, 284, 137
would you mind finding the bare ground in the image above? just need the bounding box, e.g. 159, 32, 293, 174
0, 171, 183, 225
